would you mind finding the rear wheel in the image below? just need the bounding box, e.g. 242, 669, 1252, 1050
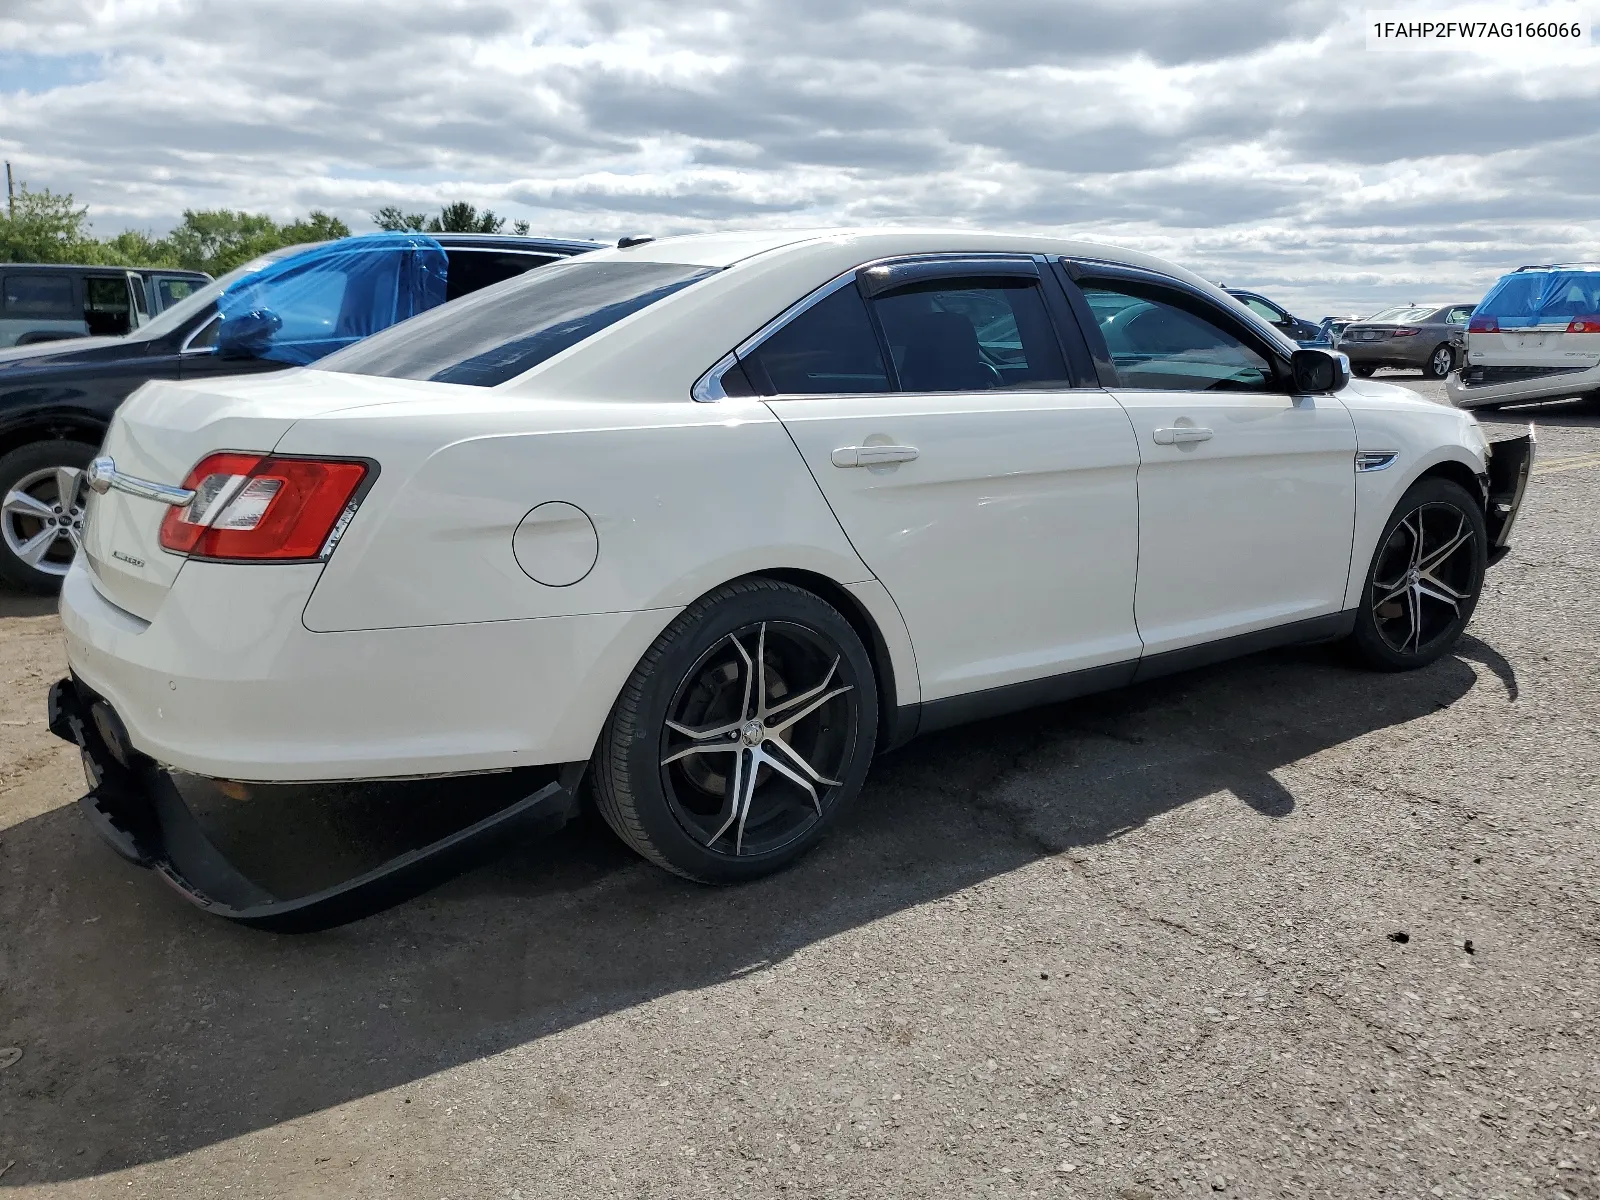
1353, 365, 1376, 378
592, 578, 878, 883
1424, 343, 1454, 379
0, 440, 97, 594
1346, 477, 1486, 671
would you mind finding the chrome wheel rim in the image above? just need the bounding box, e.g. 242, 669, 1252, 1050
1431, 346, 1452, 375
2, 464, 87, 576
1371, 501, 1476, 655
659, 620, 859, 858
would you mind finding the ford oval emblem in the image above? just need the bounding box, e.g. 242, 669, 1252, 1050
87, 456, 115, 494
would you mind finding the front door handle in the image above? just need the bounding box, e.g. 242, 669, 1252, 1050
1152, 426, 1214, 446
830, 444, 920, 467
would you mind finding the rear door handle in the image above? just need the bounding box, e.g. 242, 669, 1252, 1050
830, 444, 919, 467
1152, 426, 1214, 445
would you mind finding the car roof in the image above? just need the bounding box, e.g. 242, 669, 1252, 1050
578, 226, 1217, 285
0, 262, 208, 277
426, 232, 605, 254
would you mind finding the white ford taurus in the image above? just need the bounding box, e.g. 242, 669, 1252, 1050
48, 229, 1534, 930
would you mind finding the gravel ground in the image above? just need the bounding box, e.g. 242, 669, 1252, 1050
1, 376, 1596, 1200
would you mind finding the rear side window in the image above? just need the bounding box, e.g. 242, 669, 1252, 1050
873, 279, 1068, 391
3, 274, 75, 316
1081, 280, 1274, 392
319, 260, 714, 387
154, 276, 201, 309
742, 285, 890, 394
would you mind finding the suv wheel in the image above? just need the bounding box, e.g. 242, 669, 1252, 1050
0, 440, 98, 594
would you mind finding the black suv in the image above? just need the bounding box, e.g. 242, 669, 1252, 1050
0, 232, 601, 592
1, 264, 212, 348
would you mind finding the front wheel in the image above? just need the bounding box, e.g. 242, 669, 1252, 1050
1345, 477, 1487, 671
592, 578, 878, 883
0, 439, 98, 594
1424, 343, 1455, 379
1353, 365, 1376, 378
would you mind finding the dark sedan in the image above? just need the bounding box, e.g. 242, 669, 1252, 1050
1224, 288, 1328, 345
1337, 303, 1476, 379
0, 231, 601, 592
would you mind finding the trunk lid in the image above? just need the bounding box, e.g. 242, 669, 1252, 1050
1465, 324, 1600, 368
80, 370, 413, 620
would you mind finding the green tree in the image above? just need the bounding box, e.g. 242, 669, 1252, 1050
372, 202, 510, 235
163, 208, 351, 275
0, 184, 98, 263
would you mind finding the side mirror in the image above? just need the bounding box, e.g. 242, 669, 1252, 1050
216, 308, 282, 358
1290, 347, 1349, 394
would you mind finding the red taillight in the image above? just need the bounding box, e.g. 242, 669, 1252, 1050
1468, 315, 1498, 333
159, 453, 370, 561
1391, 327, 1419, 337
1567, 316, 1600, 334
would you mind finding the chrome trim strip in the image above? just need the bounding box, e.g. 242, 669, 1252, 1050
86, 456, 195, 506
1354, 451, 1399, 472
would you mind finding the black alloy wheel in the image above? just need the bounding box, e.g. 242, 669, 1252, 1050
1425, 343, 1455, 379
1346, 477, 1486, 671
592, 578, 878, 883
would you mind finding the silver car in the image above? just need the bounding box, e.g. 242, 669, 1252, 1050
1446, 263, 1600, 411
1337, 303, 1477, 379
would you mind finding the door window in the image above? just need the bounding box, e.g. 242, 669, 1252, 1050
1080, 281, 1275, 392
84, 276, 134, 336
3, 273, 75, 316
741, 285, 891, 395
872, 279, 1068, 391
154, 276, 201, 310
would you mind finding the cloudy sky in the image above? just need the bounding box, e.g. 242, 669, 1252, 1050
1, 0, 1597, 315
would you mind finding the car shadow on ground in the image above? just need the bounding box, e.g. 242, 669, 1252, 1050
0, 641, 1490, 1186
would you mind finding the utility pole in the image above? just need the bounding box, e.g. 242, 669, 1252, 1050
5, 161, 13, 219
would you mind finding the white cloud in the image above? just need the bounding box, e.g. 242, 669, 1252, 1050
1, 0, 1597, 314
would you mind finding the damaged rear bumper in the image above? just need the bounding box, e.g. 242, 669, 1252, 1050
47, 676, 584, 933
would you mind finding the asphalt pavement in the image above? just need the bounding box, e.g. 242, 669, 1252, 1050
1, 374, 1596, 1199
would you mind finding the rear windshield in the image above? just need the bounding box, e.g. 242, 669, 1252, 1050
1365, 305, 1436, 323
316, 260, 715, 387
1476, 270, 1600, 328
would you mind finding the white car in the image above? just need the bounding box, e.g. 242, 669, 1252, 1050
1446, 263, 1600, 410
48, 229, 1535, 931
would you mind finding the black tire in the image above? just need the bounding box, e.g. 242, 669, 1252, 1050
1353, 365, 1376, 378
592, 577, 878, 883
0, 439, 98, 594
1346, 477, 1487, 671
1423, 343, 1454, 380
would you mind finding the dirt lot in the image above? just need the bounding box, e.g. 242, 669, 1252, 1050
2, 378, 1597, 1200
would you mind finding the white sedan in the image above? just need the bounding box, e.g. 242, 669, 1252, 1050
48, 229, 1534, 930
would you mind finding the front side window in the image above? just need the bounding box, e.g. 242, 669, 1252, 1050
155, 276, 201, 310
1082, 281, 1275, 392
318, 259, 714, 387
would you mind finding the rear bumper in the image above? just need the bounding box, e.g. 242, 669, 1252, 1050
1446, 363, 1600, 407
47, 675, 583, 932
58, 556, 675, 782
1338, 339, 1431, 368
